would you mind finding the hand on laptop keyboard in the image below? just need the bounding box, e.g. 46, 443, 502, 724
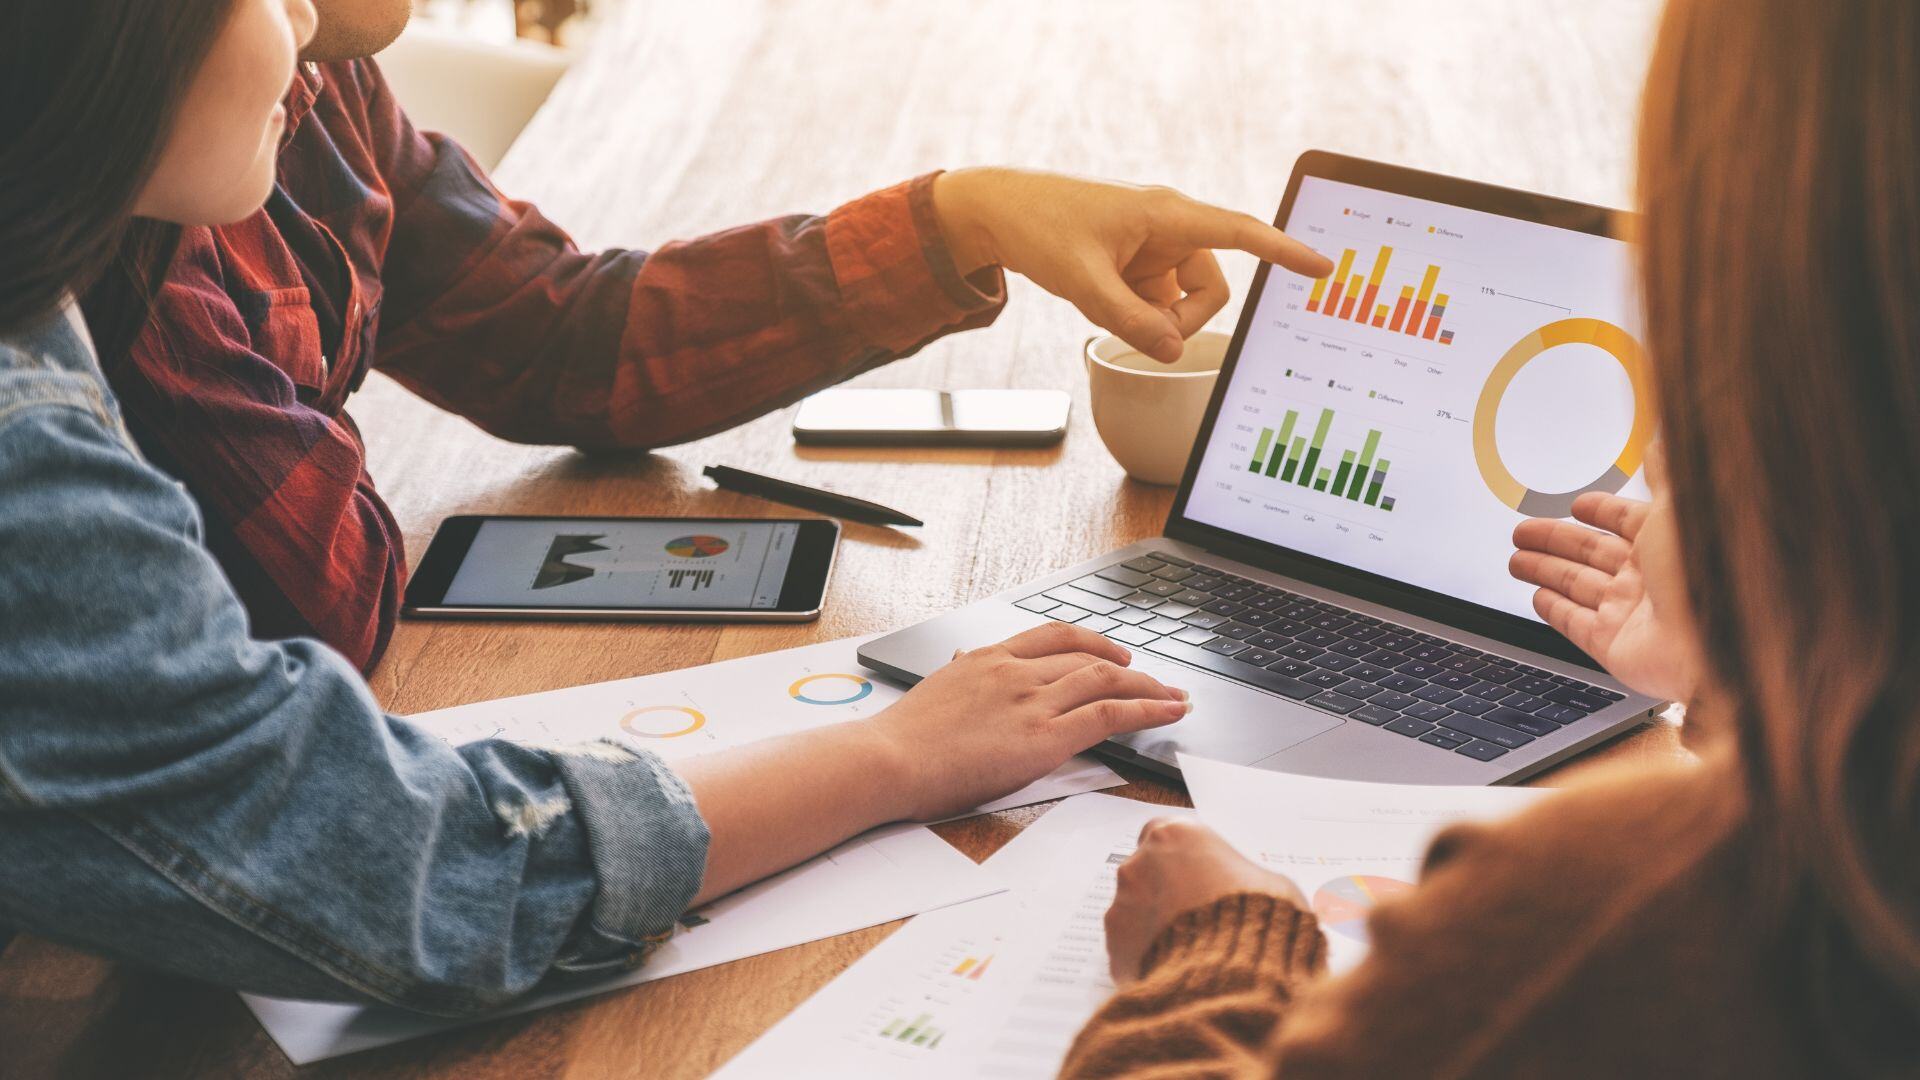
1016, 552, 1623, 764
872, 622, 1192, 820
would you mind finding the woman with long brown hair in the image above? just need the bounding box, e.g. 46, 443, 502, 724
1064, 0, 1920, 1075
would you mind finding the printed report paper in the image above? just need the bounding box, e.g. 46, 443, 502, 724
241, 636, 1121, 1065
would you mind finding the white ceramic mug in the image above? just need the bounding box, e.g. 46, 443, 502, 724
1083, 330, 1228, 485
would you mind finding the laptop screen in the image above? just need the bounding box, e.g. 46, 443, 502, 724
1181, 173, 1650, 623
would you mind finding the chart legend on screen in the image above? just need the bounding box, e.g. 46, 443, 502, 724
1305, 244, 1457, 344
1247, 406, 1400, 510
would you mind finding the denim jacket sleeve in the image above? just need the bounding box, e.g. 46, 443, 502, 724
0, 313, 709, 1017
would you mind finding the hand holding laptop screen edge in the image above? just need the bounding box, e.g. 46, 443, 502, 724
860, 151, 1667, 788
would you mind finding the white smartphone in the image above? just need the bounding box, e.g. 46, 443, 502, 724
792, 388, 1070, 447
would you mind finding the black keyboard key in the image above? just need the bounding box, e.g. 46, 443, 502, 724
1342, 624, 1385, 643
1139, 580, 1184, 598
1202, 599, 1247, 617
1372, 633, 1417, 652
1307, 691, 1365, 714
1450, 695, 1497, 716
1308, 613, 1354, 631
1150, 565, 1195, 582
1183, 612, 1230, 630
1464, 680, 1514, 700
1352, 704, 1399, 725
1535, 704, 1588, 726
1329, 639, 1375, 658
1270, 618, 1310, 636
1184, 576, 1225, 592
1244, 594, 1282, 611
1365, 649, 1412, 667
1212, 623, 1255, 640
1402, 701, 1455, 724
1435, 713, 1535, 749
1233, 648, 1280, 668
1377, 673, 1425, 694
1439, 657, 1486, 677
1413, 684, 1462, 704
1396, 660, 1446, 680
1215, 586, 1256, 601
1146, 639, 1319, 700
1172, 590, 1214, 607
1503, 693, 1546, 712
1384, 717, 1434, 738
1278, 641, 1323, 661
1512, 676, 1559, 697
1347, 663, 1394, 683
1370, 690, 1419, 711
1593, 687, 1626, 702
1303, 669, 1350, 689
1431, 671, 1477, 691
1336, 680, 1384, 700
1484, 707, 1558, 737
1455, 740, 1510, 762
1154, 602, 1199, 619
1249, 632, 1291, 650
1268, 658, 1316, 678
1201, 638, 1249, 656
1473, 667, 1521, 686
1278, 604, 1319, 619
1420, 729, 1469, 750
1406, 643, 1454, 663
1299, 629, 1343, 648
1150, 552, 1193, 567
1170, 625, 1216, 644
1236, 610, 1280, 628
1544, 687, 1610, 712
1314, 653, 1360, 673
1549, 674, 1583, 688
1121, 556, 1167, 574
1095, 566, 1156, 588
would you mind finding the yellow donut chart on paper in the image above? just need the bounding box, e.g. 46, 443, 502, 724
619, 705, 707, 739
1472, 317, 1652, 518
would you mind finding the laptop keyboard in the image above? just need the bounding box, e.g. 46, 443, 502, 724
1015, 551, 1624, 763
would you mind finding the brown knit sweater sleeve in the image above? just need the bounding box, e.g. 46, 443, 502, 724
1058, 892, 1326, 1079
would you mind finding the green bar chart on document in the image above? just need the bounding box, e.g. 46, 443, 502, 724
1246, 405, 1398, 511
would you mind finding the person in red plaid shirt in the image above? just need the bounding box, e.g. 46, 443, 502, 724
86, 0, 1330, 672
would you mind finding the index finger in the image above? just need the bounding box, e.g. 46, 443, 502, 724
1569, 492, 1650, 540
996, 620, 1134, 664
1172, 202, 1334, 279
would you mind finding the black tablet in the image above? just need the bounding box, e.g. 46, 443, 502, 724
403, 515, 840, 621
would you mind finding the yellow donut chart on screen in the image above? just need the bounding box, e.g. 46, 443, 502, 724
619, 705, 707, 739
1472, 317, 1653, 518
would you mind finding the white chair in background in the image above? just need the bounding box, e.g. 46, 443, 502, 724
375, 22, 574, 172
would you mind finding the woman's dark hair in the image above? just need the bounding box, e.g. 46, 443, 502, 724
0, 0, 236, 335
1640, 0, 1920, 1073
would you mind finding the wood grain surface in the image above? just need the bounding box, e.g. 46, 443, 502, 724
0, 2, 1685, 1075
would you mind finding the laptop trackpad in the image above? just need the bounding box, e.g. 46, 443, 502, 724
1111, 655, 1341, 765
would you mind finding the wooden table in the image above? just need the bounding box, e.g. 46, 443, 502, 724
1, 1, 1686, 1075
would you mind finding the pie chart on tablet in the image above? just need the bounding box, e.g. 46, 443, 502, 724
1311, 874, 1414, 942
665, 535, 729, 558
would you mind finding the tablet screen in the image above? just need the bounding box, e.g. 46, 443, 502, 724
440, 518, 800, 609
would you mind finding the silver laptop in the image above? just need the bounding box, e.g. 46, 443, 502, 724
861, 151, 1666, 785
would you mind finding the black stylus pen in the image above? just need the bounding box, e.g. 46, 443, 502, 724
703, 465, 924, 527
